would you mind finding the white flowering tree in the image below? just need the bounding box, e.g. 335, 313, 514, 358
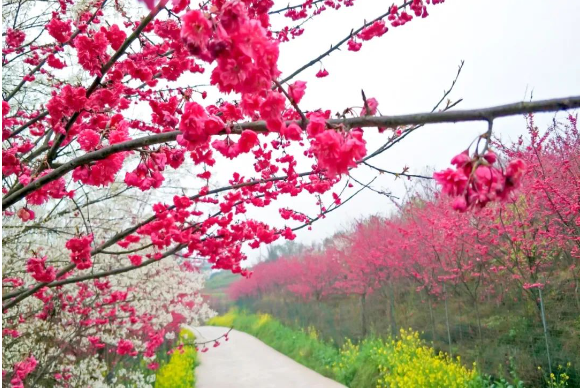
3, 183, 214, 387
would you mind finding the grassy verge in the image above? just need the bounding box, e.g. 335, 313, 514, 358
207, 309, 498, 388
155, 328, 198, 388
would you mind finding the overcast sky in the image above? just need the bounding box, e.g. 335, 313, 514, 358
128, 0, 580, 266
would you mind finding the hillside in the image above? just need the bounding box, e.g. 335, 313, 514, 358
203, 272, 242, 314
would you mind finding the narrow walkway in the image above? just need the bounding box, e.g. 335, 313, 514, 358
189, 326, 345, 388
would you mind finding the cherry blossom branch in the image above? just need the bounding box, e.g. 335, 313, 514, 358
274, 79, 307, 126
2, 178, 372, 307
187, 327, 233, 347
4, 1, 170, 203
44, 0, 169, 164
8, 111, 49, 140
89, 172, 312, 251
362, 161, 432, 180
290, 176, 379, 232
9, 50, 178, 139
268, 0, 326, 15
4, 95, 580, 210
4, 0, 109, 102
348, 174, 400, 201
279, 0, 413, 84
45, 245, 185, 288
99, 243, 155, 255
4, 194, 263, 303
363, 60, 465, 161
1, 243, 185, 311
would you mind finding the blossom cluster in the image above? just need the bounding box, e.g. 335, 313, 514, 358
433, 150, 526, 211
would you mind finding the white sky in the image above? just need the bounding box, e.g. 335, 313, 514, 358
232, 0, 580, 265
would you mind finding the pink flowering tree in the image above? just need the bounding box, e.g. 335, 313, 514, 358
330, 218, 402, 336
2, 0, 580, 386
479, 116, 580, 308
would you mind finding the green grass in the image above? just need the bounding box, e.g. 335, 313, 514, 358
203, 272, 242, 312
204, 272, 242, 291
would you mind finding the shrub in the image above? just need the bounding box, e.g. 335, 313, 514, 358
155, 329, 198, 388
207, 310, 237, 328
371, 329, 479, 388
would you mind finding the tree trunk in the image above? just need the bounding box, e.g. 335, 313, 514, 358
443, 284, 453, 357
360, 293, 367, 337
457, 300, 463, 343
316, 298, 322, 330
538, 287, 552, 374
474, 298, 483, 344
427, 292, 436, 343
574, 277, 580, 312
389, 282, 397, 337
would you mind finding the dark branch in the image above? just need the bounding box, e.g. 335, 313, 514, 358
4, 95, 580, 210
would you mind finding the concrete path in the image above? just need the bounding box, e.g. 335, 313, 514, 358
188, 326, 344, 388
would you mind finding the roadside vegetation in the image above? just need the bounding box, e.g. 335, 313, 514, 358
155, 329, 198, 388
207, 309, 534, 388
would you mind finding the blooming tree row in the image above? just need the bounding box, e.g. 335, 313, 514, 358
2, 0, 579, 386
229, 115, 580, 339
